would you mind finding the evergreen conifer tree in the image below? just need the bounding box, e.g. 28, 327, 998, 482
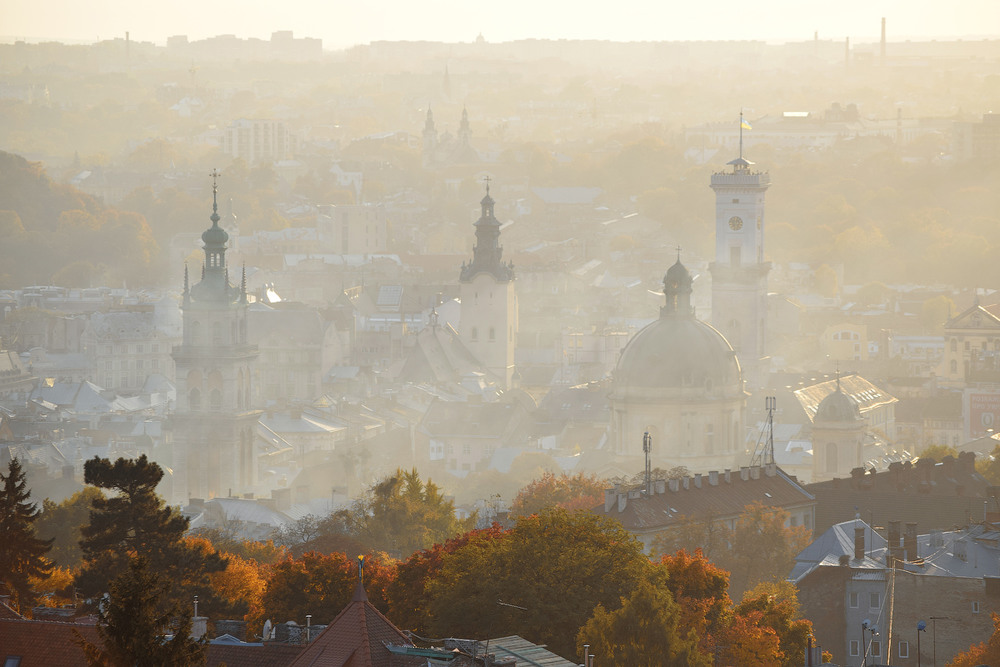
0, 457, 53, 613
75, 555, 207, 667
75, 455, 225, 610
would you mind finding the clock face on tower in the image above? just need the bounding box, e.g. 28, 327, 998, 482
728, 216, 744, 231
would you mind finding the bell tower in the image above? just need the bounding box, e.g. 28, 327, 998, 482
709, 116, 771, 385
171, 170, 260, 502
459, 179, 517, 388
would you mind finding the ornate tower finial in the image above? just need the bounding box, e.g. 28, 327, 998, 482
210, 168, 221, 225
183, 263, 189, 294
483, 174, 491, 196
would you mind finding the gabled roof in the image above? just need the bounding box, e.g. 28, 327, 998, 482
288, 582, 423, 667
394, 324, 492, 386
0, 616, 99, 666
945, 302, 1000, 330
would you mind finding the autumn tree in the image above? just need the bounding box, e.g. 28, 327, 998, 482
657, 549, 732, 645
255, 551, 394, 629
75, 555, 206, 667
35, 487, 105, 568
424, 508, 650, 659
510, 472, 605, 515
326, 468, 473, 557
75, 456, 226, 610
731, 582, 812, 667
576, 578, 710, 667
0, 458, 53, 612
718, 503, 811, 599
949, 611, 1000, 667
387, 524, 507, 635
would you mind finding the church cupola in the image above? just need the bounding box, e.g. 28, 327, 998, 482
202, 170, 229, 273
460, 180, 513, 283
661, 251, 694, 318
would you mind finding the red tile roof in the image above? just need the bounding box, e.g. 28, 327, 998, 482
0, 617, 99, 666
0, 602, 23, 619
289, 581, 423, 667
206, 643, 304, 667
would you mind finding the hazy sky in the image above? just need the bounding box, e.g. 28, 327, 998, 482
4, 0, 999, 48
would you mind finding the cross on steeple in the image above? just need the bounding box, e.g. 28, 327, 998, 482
676, 245, 682, 261
483, 175, 492, 194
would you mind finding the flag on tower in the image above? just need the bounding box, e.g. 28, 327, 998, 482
741, 117, 752, 131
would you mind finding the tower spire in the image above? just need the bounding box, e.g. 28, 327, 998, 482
210, 168, 221, 226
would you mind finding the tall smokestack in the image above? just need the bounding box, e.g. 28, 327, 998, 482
845, 37, 850, 69
880, 18, 886, 63
854, 517, 865, 560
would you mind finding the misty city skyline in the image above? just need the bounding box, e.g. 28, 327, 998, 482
4, 0, 1000, 48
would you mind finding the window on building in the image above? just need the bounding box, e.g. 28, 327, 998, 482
849, 640, 859, 656
463, 443, 471, 455
105, 360, 113, 370
136, 360, 143, 370
965, 341, 971, 352
973, 601, 981, 614
849, 592, 859, 608
899, 641, 909, 658
951, 360, 958, 373
5, 656, 23, 667
870, 592, 880, 609
872, 641, 881, 658
135, 344, 143, 354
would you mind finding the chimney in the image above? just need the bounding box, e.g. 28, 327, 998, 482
654, 479, 666, 494
904, 522, 918, 560
682, 477, 690, 490
740, 467, 750, 481
887, 520, 902, 564
765, 463, 777, 477
708, 470, 719, 486
750, 466, 761, 480
604, 488, 615, 512
668, 478, 679, 492
191, 596, 207, 640
854, 521, 866, 560
724, 469, 731, 483
694, 473, 702, 488
617, 492, 627, 513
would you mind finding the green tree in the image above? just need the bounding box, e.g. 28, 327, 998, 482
327, 468, 473, 557
75, 456, 226, 610
75, 555, 206, 667
576, 578, 710, 667
35, 487, 105, 568
0, 458, 53, 613
424, 508, 649, 659
510, 472, 605, 516
920, 443, 960, 462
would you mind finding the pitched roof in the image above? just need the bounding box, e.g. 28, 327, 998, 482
206, 643, 304, 667
0, 617, 99, 666
593, 465, 815, 533
288, 582, 423, 667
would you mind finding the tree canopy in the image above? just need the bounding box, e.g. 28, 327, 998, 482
75, 455, 226, 611
510, 471, 605, 516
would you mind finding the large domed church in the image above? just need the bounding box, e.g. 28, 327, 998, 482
610, 253, 746, 472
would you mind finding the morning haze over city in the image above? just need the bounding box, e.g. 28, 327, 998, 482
1, 2, 1000, 666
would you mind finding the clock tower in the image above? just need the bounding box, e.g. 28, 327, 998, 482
709, 136, 771, 385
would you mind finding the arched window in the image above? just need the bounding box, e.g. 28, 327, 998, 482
950, 360, 958, 374
951, 338, 958, 353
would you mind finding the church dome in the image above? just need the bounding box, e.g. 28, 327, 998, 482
815, 387, 861, 423
615, 315, 741, 391
615, 256, 741, 394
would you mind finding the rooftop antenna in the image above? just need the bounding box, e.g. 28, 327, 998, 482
750, 396, 776, 467
643, 431, 652, 495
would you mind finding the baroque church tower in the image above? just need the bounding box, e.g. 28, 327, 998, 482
171, 172, 259, 502
709, 122, 771, 385
459, 182, 517, 388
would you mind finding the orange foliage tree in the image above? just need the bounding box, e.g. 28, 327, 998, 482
510, 472, 605, 515
949, 612, 1000, 667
